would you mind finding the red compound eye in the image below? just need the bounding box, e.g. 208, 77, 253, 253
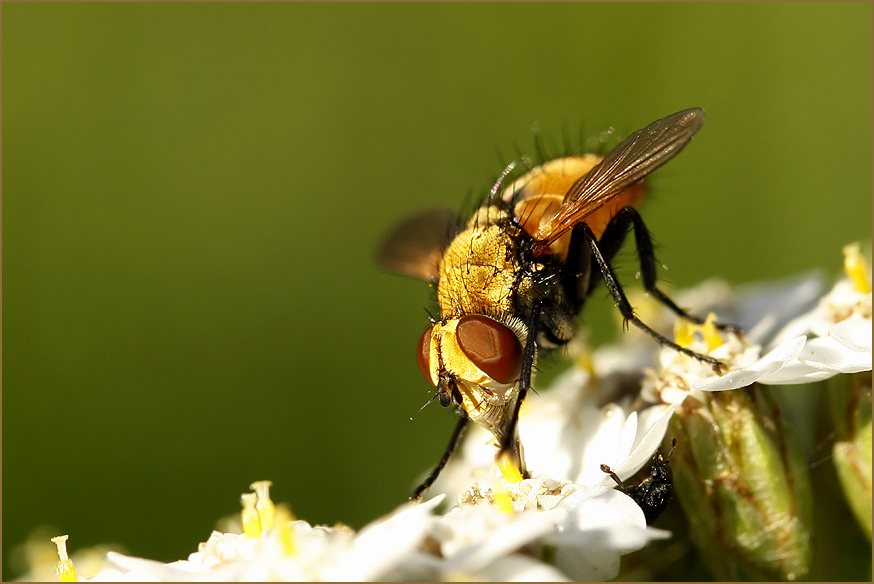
456, 315, 522, 384
417, 325, 435, 386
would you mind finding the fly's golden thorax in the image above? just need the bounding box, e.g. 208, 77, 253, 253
436, 204, 523, 318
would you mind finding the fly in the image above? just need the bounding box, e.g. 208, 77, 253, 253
378, 108, 734, 500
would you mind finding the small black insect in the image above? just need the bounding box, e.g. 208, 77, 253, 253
601, 438, 677, 524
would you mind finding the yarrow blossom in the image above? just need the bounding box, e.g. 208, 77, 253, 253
19, 243, 872, 582
642, 243, 872, 402
40, 478, 663, 581
29, 360, 677, 581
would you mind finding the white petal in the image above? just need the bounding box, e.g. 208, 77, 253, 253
442, 508, 565, 573
758, 358, 840, 385
548, 488, 661, 581
572, 404, 630, 486
798, 336, 872, 373
103, 552, 208, 581
660, 386, 691, 405
325, 496, 443, 581
735, 271, 825, 344
87, 568, 132, 582
695, 336, 807, 391
553, 544, 621, 582
599, 405, 676, 483
830, 315, 873, 352
556, 486, 647, 536
616, 411, 639, 461
481, 554, 572, 582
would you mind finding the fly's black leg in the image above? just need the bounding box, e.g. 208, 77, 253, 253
562, 222, 593, 308
497, 297, 542, 476
599, 206, 741, 335
410, 412, 469, 501
580, 222, 727, 373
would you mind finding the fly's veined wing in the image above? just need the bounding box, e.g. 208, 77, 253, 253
377, 207, 460, 281
534, 108, 705, 245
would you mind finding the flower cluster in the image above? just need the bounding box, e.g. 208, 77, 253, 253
55, 481, 666, 581
643, 243, 871, 401
20, 243, 872, 582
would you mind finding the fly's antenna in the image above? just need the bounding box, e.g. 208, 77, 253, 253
410, 393, 440, 420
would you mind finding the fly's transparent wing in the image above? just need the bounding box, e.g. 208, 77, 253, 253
377, 207, 459, 281
535, 108, 705, 245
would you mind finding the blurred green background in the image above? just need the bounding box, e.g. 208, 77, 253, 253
4, 3, 871, 580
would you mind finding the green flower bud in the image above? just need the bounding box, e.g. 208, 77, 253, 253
670, 385, 813, 581
828, 371, 873, 541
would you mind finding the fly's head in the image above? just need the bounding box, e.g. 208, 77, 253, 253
417, 314, 527, 435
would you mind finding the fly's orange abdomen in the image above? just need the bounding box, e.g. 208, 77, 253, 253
506, 154, 646, 254
583, 182, 646, 240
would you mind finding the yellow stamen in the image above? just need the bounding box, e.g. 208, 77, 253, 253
674, 313, 724, 351
701, 313, 724, 351
674, 318, 695, 348
51, 535, 77, 582
844, 243, 870, 294
240, 492, 261, 538
492, 482, 515, 515
273, 503, 297, 556
496, 451, 524, 483
250, 480, 275, 532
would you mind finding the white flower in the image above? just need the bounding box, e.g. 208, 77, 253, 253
431, 365, 675, 501
72, 354, 673, 582
81, 481, 663, 582
419, 477, 667, 581
642, 264, 872, 401
38, 249, 872, 582
768, 275, 872, 376
399, 337, 679, 582
642, 330, 812, 399
87, 497, 443, 582
430, 498, 567, 577
545, 485, 669, 581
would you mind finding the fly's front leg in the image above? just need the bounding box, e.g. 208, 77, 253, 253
580, 222, 727, 373
410, 412, 469, 501
496, 298, 542, 478
599, 207, 742, 336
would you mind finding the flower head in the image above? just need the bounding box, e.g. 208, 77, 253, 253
20, 244, 872, 582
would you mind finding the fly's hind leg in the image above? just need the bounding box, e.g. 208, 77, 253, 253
598, 206, 742, 336
576, 220, 729, 373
